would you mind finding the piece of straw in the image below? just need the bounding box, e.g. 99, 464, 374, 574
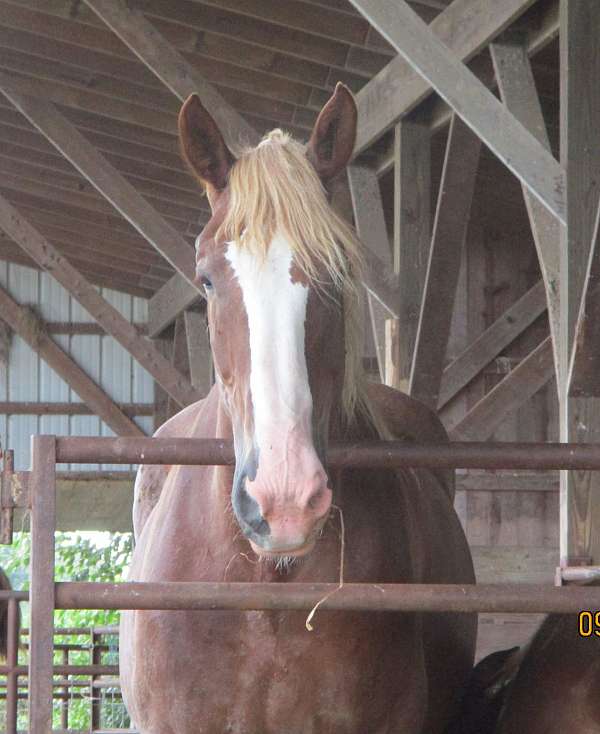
305, 504, 345, 631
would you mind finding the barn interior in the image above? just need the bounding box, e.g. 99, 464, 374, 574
0, 0, 598, 730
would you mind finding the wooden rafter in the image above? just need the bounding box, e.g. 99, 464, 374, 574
392, 116, 430, 390
438, 280, 548, 411
0, 194, 202, 408
0, 285, 144, 437
354, 0, 539, 156
184, 310, 213, 396
349, 0, 565, 224
410, 115, 481, 408
0, 73, 200, 291
490, 36, 561, 384
80, 0, 260, 333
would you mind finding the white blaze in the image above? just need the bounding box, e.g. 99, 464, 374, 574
225, 233, 312, 451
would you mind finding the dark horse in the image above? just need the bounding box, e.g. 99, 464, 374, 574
120, 84, 476, 733
446, 599, 600, 733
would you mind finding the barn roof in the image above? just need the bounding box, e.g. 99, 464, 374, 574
0, 0, 557, 300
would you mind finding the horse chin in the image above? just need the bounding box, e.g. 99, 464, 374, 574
249, 538, 316, 561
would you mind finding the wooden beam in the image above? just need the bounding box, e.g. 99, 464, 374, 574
350, 0, 565, 224
82, 0, 262, 335
0, 194, 201, 408
374, 0, 560, 177
354, 0, 539, 155
570, 201, 600, 395
391, 116, 431, 390
0, 287, 144, 437
0, 402, 153, 417
184, 310, 213, 396
410, 115, 481, 407
82, 0, 260, 149
559, 0, 600, 567
0, 73, 201, 295
490, 36, 561, 383
347, 164, 396, 381
448, 337, 554, 440
439, 280, 548, 410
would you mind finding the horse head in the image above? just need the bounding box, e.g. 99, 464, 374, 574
178, 84, 371, 559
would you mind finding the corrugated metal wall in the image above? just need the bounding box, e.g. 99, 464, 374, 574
0, 262, 154, 470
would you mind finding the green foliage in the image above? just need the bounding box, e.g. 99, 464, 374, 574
0, 532, 133, 730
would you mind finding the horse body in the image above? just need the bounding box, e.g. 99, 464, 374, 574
120, 83, 476, 733
122, 385, 475, 734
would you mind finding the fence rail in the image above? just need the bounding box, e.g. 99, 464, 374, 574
4, 435, 600, 733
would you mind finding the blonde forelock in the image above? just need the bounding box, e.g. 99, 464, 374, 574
218, 129, 389, 438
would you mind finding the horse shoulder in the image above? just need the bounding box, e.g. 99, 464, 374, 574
132, 386, 219, 538
366, 382, 455, 500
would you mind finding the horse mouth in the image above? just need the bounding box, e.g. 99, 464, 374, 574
249, 537, 316, 560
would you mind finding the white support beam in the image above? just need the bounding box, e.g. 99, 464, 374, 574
490, 37, 561, 384
349, 0, 566, 225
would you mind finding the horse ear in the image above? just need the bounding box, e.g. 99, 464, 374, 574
179, 94, 235, 192
306, 82, 357, 182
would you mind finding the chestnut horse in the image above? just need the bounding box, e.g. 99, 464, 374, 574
120, 84, 476, 733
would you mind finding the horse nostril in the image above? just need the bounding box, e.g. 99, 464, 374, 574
308, 489, 325, 510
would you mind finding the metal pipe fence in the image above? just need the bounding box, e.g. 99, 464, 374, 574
5, 435, 600, 733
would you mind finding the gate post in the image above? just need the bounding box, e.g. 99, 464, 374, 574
28, 435, 56, 734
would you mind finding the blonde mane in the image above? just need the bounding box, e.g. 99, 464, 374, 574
218, 129, 389, 439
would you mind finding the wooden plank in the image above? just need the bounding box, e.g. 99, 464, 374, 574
490, 36, 561, 381
349, 0, 566, 224
570, 201, 600, 395
347, 164, 395, 380
354, 0, 538, 155
0, 402, 153, 416
560, 0, 600, 567
167, 314, 190, 420
409, 115, 481, 407
448, 337, 554, 440
0, 194, 201, 408
438, 280, 548, 410
456, 471, 559, 494
391, 117, 430, 390
184, 310, 213, 397
0, 73, 201, 293
0, 285, 143, 437
384, 318, 402, 390
83, 0, 260, 149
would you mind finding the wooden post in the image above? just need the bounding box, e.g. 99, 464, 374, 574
559, 0, 600, 567
347, 164, 396, 382
409, 115, 481, 407
28, 435, 56, 734
184, 311, 213, 396
490, 36, 561, 383
393, 115, 430, 391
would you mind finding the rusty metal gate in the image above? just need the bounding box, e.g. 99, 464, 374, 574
3, 434, 600, 733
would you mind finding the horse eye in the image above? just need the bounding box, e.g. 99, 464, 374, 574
200, 275, 213, 293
